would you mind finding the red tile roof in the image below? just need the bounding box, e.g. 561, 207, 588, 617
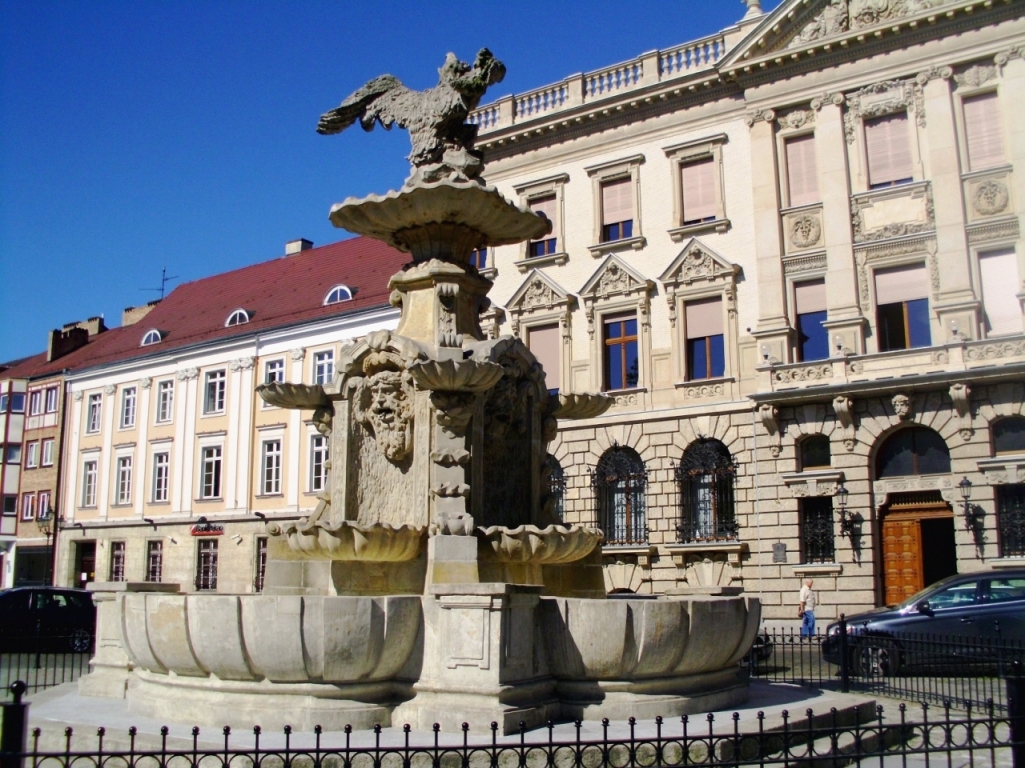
22, 237, 409, 378
0, 352, 50, 380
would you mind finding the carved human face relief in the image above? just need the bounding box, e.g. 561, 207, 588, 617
354, 371, 414, 461
892, 393, 911, 420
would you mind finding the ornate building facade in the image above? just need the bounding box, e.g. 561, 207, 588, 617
469, 0, 1025, 622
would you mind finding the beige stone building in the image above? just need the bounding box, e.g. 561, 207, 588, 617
466, 0, 1025, 622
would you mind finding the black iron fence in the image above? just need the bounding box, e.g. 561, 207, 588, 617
0, 637, 91, 698
3, 678, 1025, 767
748, 618, 1025, 713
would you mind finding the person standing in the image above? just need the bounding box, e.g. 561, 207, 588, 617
799, 578, 817, 637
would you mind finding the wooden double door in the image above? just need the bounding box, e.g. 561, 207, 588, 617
881, 504, 958, 606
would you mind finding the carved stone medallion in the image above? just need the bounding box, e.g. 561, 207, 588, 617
790, 215, 822, 249
972, 180, 1010, 217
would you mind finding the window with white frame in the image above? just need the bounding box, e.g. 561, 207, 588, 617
313, 351, 334, 385
21, 493, 35, 521
38, 491, 50, 520
200, 446, 222, 499
225, 309, 250, 327
865, 112, 913, 189
109, 541, 126, 582
264, 359, 284, 385
515, 173, 569, 266
116, 456, 133, 505
45, 387, 58, 413
41, 439, 54, 466
261, 439, 282, 495
29, 390, 43, 416
141, 329, 162, 346
82, 460, 98, 507
86, 394, 102, 434
120, 387, 137, 429
310, 435, 329, 492
152, 452, 170, 502
25, 441, 39, 469
156, 380, 174, 423
664, 137, 727, 238
979, 248, 1022, 337
203, 370, 226, 414
586, 156, 644, 252
784, 133, 819, 207
962, 91, 1005, 172
324, 285, 353, 305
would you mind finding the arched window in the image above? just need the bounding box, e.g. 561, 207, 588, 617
140, 329, 162, 347
324, 285, 353, 305
675, 439, 737, 542
543, 454, 565, 521
875, 427, 951, 478
800, 434, 831, 470
225, 309, 250, 327
592, 446, 647, 545
994, 417, 1025, 455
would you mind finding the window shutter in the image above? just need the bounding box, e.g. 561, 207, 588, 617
979, 249, 1022, 336
963, 92, 1005, 172
530, 195, 559, 241
874, 262, 928, 305
601, 178, 633, 225
795, 279, 827, 314
527, 323, 561, 390
681, 158, 718, 222
685, 297, 724, 338
785, 134, 819, 207
865, 113, 913, 187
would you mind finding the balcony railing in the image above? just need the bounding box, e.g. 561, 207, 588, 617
468, 33, 728, 134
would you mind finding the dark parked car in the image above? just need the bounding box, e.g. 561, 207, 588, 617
0, 587, 96, 653
823, 571, 1025, 675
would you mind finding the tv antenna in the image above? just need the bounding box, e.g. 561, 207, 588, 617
140, 267, 179, 300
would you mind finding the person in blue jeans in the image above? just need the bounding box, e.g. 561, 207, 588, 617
799, 578, 816, 636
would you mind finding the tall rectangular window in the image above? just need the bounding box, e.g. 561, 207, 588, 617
313, 351, 335, 385
156, 380, 174, 423
82, 460, 98, 506
21, 493, 35, 522
865, 112, 914, 189
5, 445, 20, 464
41, 439, 55, 467
469, 248, 488, 270
801, 497, 836, 564
785, 134, 819, 207
603, 315, 639, 391
262, 440, 282, 495
310, 435, 329, 492
795, 279, 829, 361
685, 297, 725, 380
201, 446, 222, 499
997, 484, 1025, 558
146, 540, 163, 582
963, 92, 1004, 172
527, 323, 561, 393
25, 441, 39, 469
204, 371, 226, 414
120, 387, 137, 429
528, 196, 559, 256
255, 537, 268, 592
45, 387, 58, 413
38, 491, 50, 519
152, 452, 170, 503
109, 541, 126, 582
600, 178, 633, 242
116, 456, 133, 505
29, 390, 43, 416
979, 249, 1021, 337
87, 394, 102, 434
196, 540, 218, 591
681, 157, 718, 224
10, 394, 24, 413
264, 359, 284, 385
3, 496, 17, 519
875, 263, 931, 351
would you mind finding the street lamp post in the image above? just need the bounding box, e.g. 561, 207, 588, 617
36, 504, 62, 586
835, 483, 852, 538
958, 476, 975, 531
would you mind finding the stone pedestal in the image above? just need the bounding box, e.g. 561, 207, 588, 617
79, 581, 180, 698
395, 583, 558, 734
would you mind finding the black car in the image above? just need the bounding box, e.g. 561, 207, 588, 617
822, 570, 1025, 675
0, 587, 96, 653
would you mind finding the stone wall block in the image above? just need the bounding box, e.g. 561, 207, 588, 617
186, 595, 253, 680
120, 593, 165, 673
240, 595, 309, 682
145, 594, 206, 678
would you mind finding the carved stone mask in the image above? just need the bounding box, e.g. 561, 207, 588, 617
892, 393, 911, 420
353, 370, 414, 461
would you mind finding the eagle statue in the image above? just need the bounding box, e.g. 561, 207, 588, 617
318, 49, 506, 184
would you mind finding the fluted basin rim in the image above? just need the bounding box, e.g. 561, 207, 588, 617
476, 523, 603, 564
268, 519, 427, 561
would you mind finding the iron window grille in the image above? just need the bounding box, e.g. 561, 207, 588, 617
997, 484, 1025, 558
109, 542, 126, 582
195, 540, 218, 591
255, 537, 268, 592
146, 540, 163, 583
801, 497, 836, 563
675, 439, 738, 543
591, 446, 647, 545
543, 454, 566, 521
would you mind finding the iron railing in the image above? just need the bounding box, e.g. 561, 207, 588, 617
0, 645, 90, 697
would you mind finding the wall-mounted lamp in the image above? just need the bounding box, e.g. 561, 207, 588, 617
958, 476, 979, 531
760, 344, 770, 362
835, 483, 854, 537
143, 517, 157, 530
833, 335, 844, 352
254, 511, 266, 521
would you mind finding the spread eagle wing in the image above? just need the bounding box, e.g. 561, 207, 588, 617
317, 74, 408, 135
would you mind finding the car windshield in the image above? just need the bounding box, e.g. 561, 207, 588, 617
896, 574, 967, 610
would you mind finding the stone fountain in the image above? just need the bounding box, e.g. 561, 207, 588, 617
87, 49, 760, 734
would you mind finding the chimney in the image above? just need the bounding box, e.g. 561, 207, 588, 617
123, 300, 161, 327
285, 238, 313, 256
48, 326, 89, 362
61, 316, 107, 337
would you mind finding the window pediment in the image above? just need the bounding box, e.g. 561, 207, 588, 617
507, 270, 575, 316
580, 255, 654, 302
660, 239, 741, 289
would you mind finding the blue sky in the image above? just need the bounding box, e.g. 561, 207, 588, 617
0, 0, 781, 362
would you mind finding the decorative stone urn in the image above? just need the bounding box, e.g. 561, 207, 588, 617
87, 49, 759, 735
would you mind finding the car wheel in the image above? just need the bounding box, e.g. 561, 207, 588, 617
854, 638, 900, 677
69, 629, 92, 653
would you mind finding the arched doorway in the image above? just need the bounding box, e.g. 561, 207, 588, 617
875, 427, 956, 605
